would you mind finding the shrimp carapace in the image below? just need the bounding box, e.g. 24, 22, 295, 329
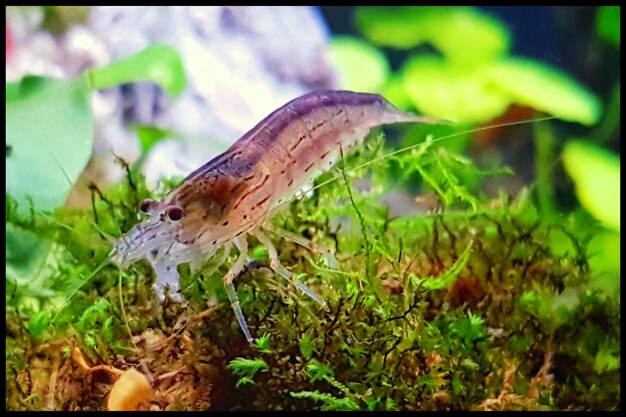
110, 90, 444, 341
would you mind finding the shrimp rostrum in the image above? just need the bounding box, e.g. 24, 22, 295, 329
109, 90, 440, 342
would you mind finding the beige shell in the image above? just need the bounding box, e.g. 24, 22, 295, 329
107, 369, 153, 411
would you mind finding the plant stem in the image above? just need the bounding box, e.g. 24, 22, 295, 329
533, 120, 556, 220
338, 147, 372, 285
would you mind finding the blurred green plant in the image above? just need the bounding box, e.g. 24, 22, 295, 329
131, 124, 177, 155
562, 140, 620, 292
87, 44, 186, 96
329, 36, 390, 92
327, 7, 603, 127
228, 357, 269, 388
596, 5, 620, 47
356, 6, 510, 66
6, 75, 94, 216
6, 44, 185, 216
562, 140, 620, 232
6, 44, 186, 321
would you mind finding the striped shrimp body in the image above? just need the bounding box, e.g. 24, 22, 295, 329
109, 90, 440, 342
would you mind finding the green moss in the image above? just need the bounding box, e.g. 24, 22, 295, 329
5, 128, 620, 410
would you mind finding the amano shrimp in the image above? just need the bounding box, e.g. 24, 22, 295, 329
109, 90, 442, 342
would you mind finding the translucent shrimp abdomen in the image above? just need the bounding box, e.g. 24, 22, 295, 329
227, 90, 436, 213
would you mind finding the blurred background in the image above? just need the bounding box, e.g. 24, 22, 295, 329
321, 6, 619, 100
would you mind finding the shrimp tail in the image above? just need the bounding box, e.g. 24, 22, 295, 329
381, 101, 453, 126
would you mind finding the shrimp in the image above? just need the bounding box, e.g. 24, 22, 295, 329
109, 90, 442, 342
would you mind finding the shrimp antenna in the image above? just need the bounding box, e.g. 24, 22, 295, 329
363, 115, 558, 169
36, 210, 78, 234
46, 148, 119, 244
49, 150, 75, 190
90, 220, 118, 245
50, 257, 111, 326
118, 267, 140, 353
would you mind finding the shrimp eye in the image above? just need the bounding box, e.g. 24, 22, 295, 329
139, 198, 155, 213
165, 205, 184, 221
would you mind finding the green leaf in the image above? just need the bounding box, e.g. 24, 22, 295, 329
423, 239, 473, 291
299, 334, 314, 359
329, 36, 390, 92
84, 333, 97, 350
461, 358, 480, 370
227, 357, 269, 377
61, 345, 72, 358
587, 229, 620, 293
381, 75, 414, 110
593, 346, 620, 372
102, 316, 114, 343
6, 75, 47, 102
356, 6, 510, 66
403, 55, 510, 123
306, 359, 334, 383
452, 310, 486, 343
78, 298, 110, 330
519, 286, 557, 322
235, 376, 255, 388
417, 374, 435, 389
290, 390, 360, 411
131, 124, 175, 154
6, 224, 53, 291
27, 310, 52, 337
385, 397, 398, 411
596, 6, 620, 47
6, 75, 94, 215
87, 44, 186, 96
340, 342, 366, 357
254, 333, 271, 353
365, 398, 379, 411
451, 377, 466, 395
6, 222, 67, 314
562, 140, 620, 231
510, 335, 533, 355
485, 58, 602, 126
249, 245, 268, 262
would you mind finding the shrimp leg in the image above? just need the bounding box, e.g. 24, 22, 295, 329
202, 244, 232, 277
149, 244, 183, 302
263, 225, 339, 269
182, 244, 232, 294
253, 230, 326, 306
224, 237, 253, 343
